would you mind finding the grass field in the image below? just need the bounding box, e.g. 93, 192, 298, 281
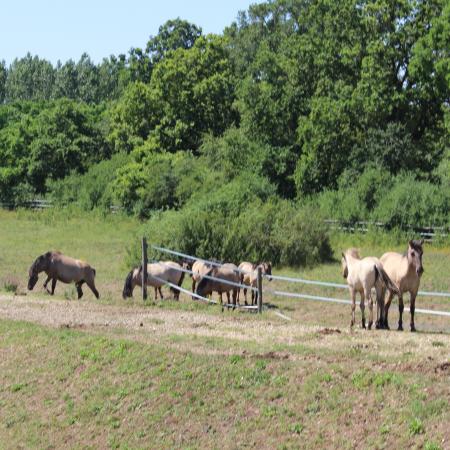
0, 209, 449, 449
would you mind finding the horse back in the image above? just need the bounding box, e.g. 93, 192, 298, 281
50, 253, 94, 283
238, 262, 254, 284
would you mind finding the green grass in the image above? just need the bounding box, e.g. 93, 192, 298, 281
0, 209, 449, 448
0, 319, 448, 449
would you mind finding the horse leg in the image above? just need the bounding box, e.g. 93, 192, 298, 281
158, 286, 164, 300
365, 289, 373, 330
191, 279, 196, 301
50, 278, 57, 295
43, 275, 51, 293
350, 289, 356, 328
360, 291, 366, 329
375, 286, 385, 329
86, 279, 100, 299
244, 288, 248, 305
384, 291, 394, 330
410, 293, 417, 332
397, 295, 404, 331
76, 281, 84, 299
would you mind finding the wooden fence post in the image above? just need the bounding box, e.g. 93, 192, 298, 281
142, 237, 148, 301
257, 266, 263, 314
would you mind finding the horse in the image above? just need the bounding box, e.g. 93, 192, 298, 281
190, 260, 213, 298
195, 263, 240, 306
379, 239, 424, 332
28, 251, 99, 299
341, 249, 400, 330
238, 261, 272, 305
122, 261, 185, 300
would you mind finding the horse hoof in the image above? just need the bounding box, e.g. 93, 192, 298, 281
411, 326, 417, 332
397, 325, 403, 331
368, 322, 373, 330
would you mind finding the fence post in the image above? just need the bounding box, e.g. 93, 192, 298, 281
257, 266, 263, 314
142, 237, 148, 301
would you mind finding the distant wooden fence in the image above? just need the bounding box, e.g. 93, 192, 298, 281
325, 219, 449, 242
0, 199, 122, 213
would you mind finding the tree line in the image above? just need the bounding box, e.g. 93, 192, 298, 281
0, 1, 449, 262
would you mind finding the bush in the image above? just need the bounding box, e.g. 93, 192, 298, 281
131, 194, 332, 268
372, 174, 450, 228
48, 152, 130, 211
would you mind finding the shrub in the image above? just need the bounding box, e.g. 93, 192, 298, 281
48, 152, 129, 211
372, 174, 450, 228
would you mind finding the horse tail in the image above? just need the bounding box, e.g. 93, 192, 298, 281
375, 265, 400, 296
92, 267, 96, 277
122, 269, 134, 299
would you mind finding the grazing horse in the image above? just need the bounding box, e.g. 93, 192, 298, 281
380, 240, 424, 332
238, 261, 272, 305
190, 260, 213, 298
28, 251, 99, 299
196, 263, 240, 306
122, 261, 185, 300
341, 249, 400, 330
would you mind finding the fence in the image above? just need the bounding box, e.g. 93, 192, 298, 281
325, 219, 449, 242
141, 241, 450, 319
142, 239, 262, 312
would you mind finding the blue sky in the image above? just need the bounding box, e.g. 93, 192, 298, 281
1, 0, 262, 65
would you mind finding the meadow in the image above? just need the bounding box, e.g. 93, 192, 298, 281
0, 209, 449, 449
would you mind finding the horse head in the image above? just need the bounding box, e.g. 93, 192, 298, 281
407, 239, 424, 276
196, 267, 215, 297
122, 267, 139, 299
260, 262, 272, 281
28, 252, 51, 290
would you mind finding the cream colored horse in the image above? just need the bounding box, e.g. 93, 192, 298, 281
190, 260, 213, 297
380, 240, 424, 331
122, 261, 185, 300
28, 251, 99, 299
341, 249, 399, 329
196, 263, 240, 306
238, 261, 272, 305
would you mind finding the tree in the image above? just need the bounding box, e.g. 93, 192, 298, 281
5, 53, 55, 101
0, 60, 6, 103
76, 53, 99, 103
146, 18, 202, 64
53, 59, 78, 99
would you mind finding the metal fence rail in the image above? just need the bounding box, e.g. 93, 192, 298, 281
149, 244, 450, 319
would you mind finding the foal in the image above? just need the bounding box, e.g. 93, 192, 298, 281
342, 249, 399, 329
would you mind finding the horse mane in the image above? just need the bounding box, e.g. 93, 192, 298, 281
30, 252, 51, 274
345, 248, 361, 259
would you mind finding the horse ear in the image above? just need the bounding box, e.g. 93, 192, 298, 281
341, 252, 345, 259
419, 239, 424, 246
408, 240, 413, 247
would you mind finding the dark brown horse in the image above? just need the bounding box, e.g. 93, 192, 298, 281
28, 251, 99, 299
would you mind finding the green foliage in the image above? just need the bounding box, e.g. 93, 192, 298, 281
372, 174, 450, 228
1, 0, 449, 240
132, 180, 332, 268
48, 152, 129, 210
146, 18, 202, 64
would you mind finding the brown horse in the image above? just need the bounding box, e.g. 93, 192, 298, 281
196, 263, 240, 305
238, 261, 272, 305
380, 240, 424, 331
122, 261, 185, 300
28, 251, 99, 299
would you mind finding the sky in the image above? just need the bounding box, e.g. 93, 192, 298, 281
1, 0, 262, 66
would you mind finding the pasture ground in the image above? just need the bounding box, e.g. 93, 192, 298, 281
0, 209, 449, 449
